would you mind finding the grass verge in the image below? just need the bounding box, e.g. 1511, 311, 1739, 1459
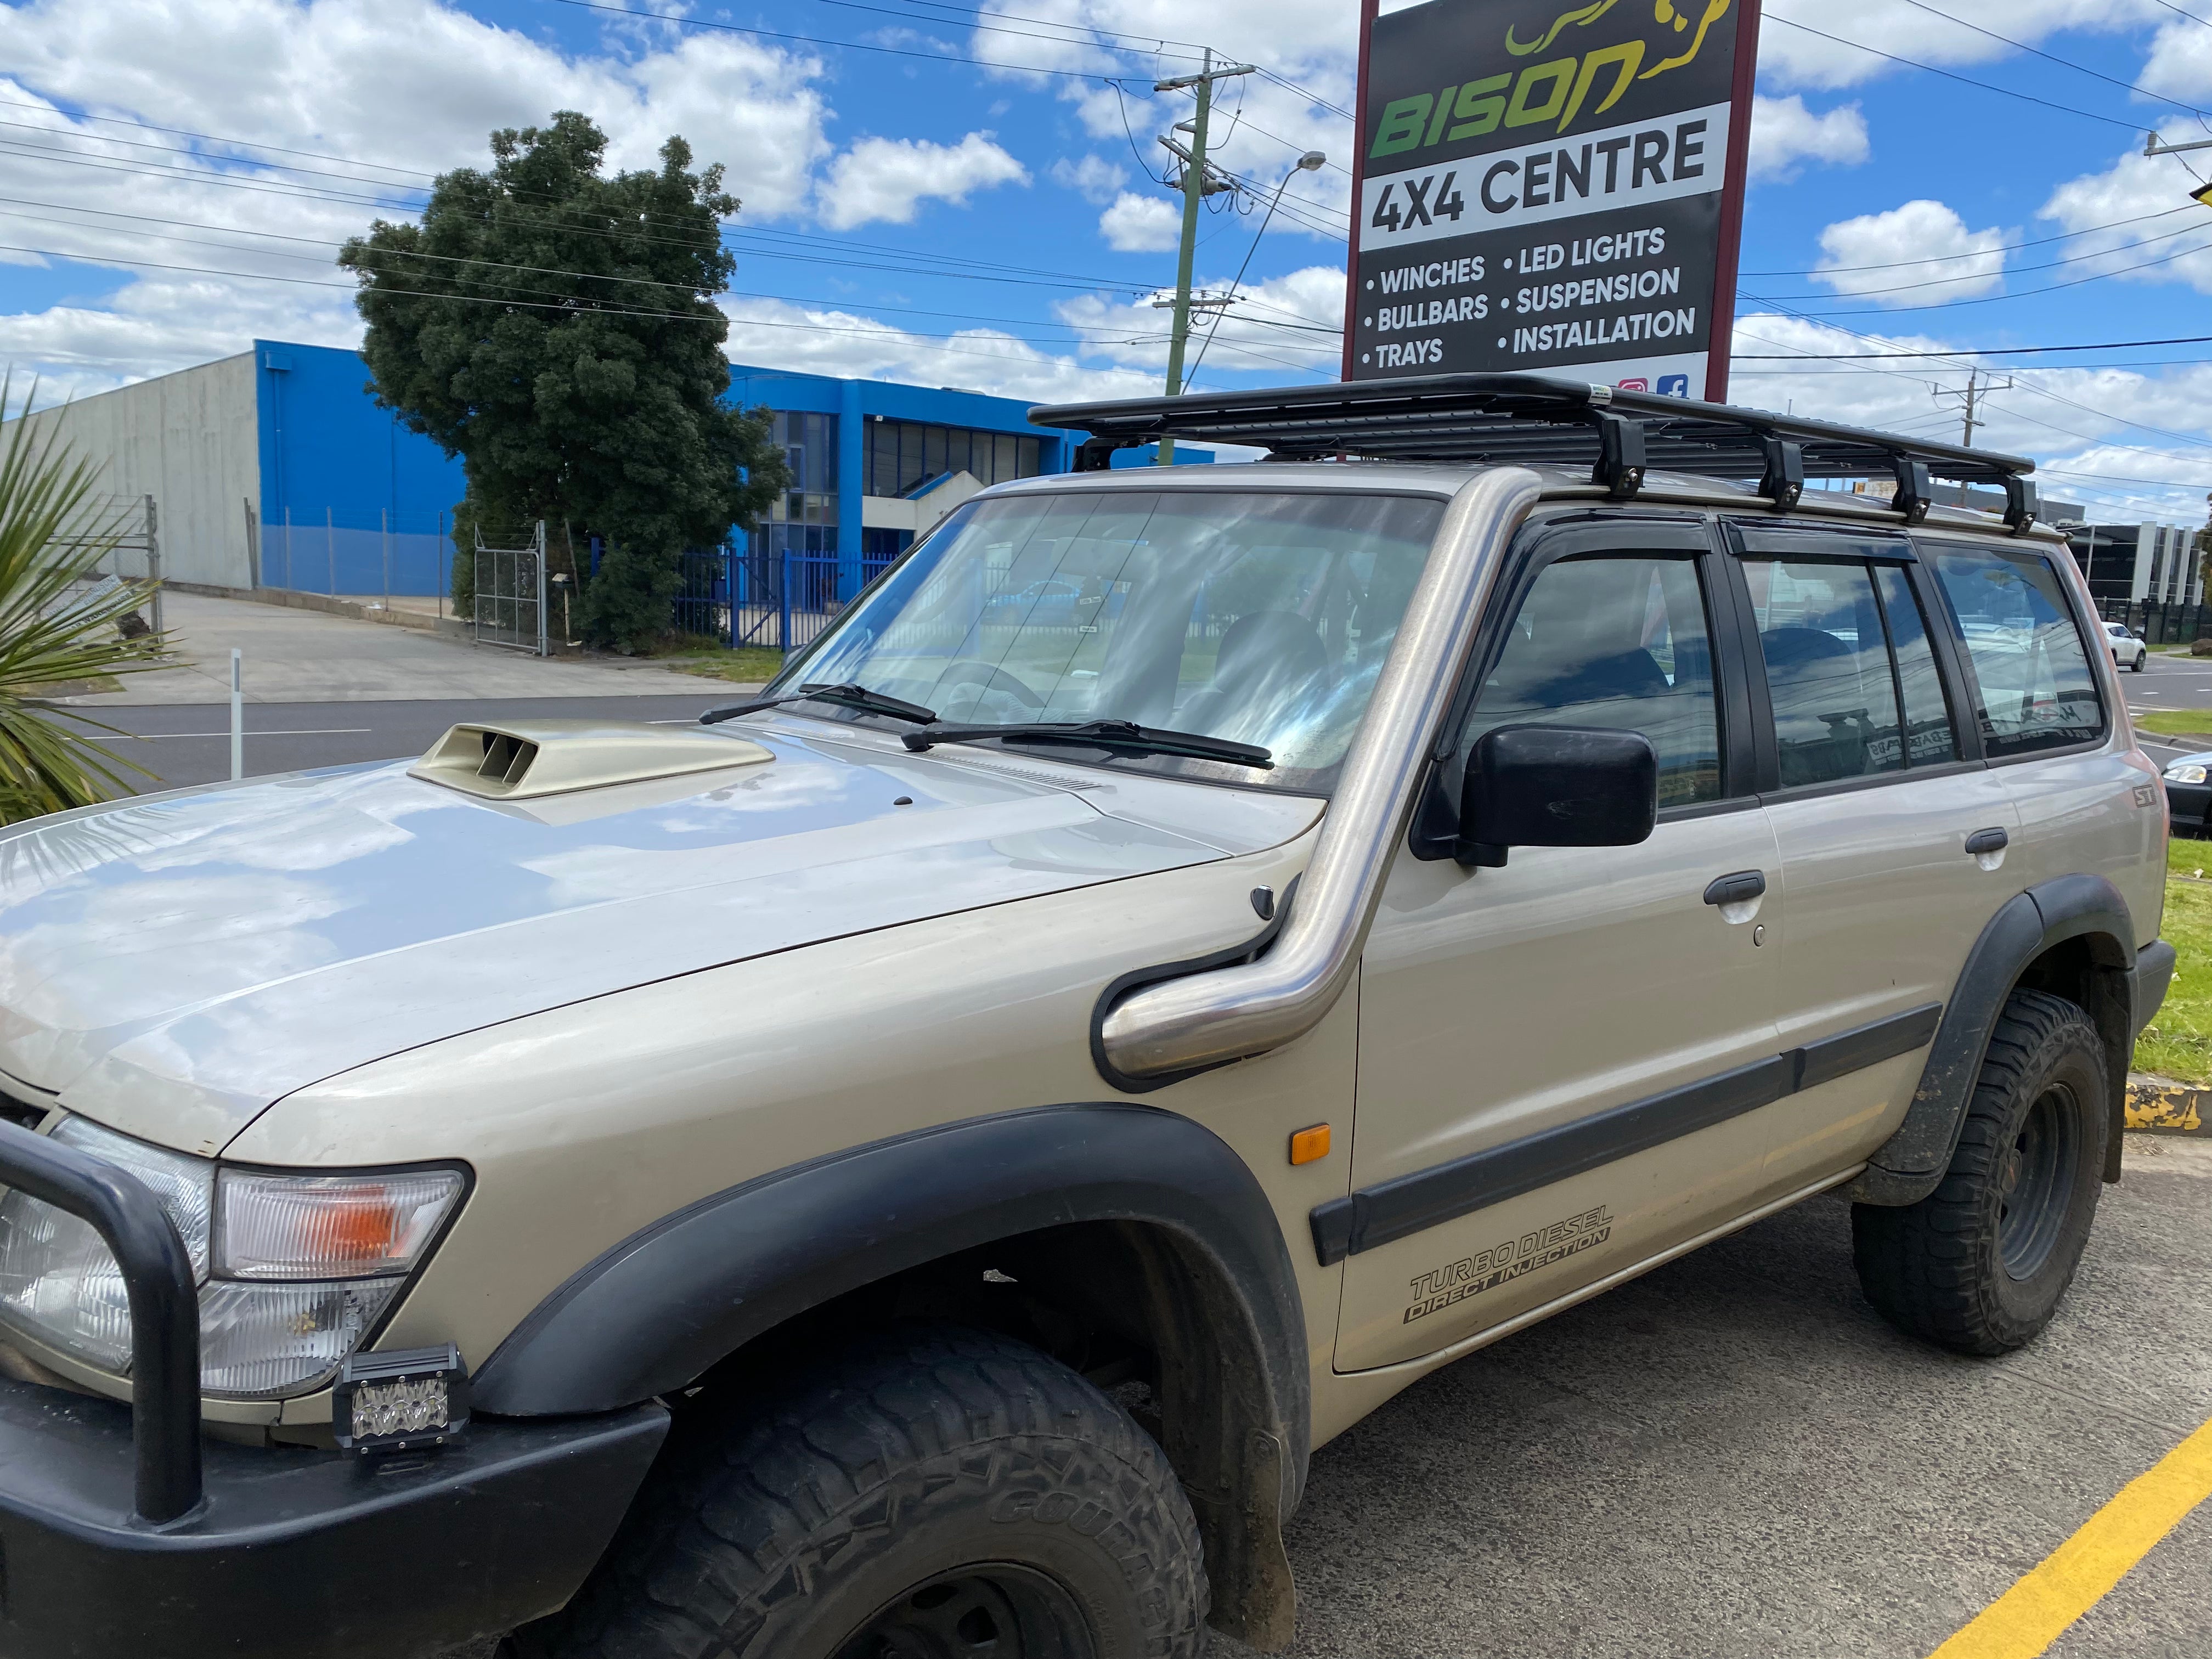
2128, 708, 2212, 740
652, 640, 785, 685
2138, 838, 2212, 1085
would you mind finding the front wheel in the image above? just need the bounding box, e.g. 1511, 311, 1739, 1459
506, 1324, 1209, 1659
1852, 989, 2108, 1355
2132, 652, 2148, 673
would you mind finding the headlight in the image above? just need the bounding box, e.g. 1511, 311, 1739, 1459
2165, 765, 2207, 785
0, 1118, 464, 1398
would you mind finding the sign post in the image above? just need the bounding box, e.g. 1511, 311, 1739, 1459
1343, 0, 1760, 402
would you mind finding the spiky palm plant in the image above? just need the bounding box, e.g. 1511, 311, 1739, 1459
0, 380, 165, 825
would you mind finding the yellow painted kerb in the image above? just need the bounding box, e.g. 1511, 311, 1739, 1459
1926, 1415, 2212, 1658
2125, 1081, 2204, 1132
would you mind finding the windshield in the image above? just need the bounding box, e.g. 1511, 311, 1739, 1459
771, 488, 1447, 792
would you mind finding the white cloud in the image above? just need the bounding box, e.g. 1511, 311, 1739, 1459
1813, 200, 2007, 302
1748, 95, 1869, 183
0, 0, 838, 391
1728, 311, 2212, 523
816, 133, 1029, 230
1054, 264, 1342, 383
718, 294, 1164, 403
2040, 130, 2212, 297
1098, 191, 1181, 252
1050, 154, 1127, 204
1759, 0, 2164, 91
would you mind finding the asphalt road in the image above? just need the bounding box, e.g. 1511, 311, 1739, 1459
440, 1135, 2211, 1659
65, 693, 740, 792
2121, 651, 2212, 764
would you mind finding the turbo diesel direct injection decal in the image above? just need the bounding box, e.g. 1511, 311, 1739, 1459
1404, 1204, 1614, 1323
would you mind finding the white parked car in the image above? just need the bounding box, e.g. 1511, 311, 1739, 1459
2102, 620, 2148, 672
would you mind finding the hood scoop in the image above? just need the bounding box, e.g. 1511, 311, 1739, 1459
409, 718, 772, 801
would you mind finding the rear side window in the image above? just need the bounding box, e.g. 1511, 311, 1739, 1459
1927, 545, 2104, 758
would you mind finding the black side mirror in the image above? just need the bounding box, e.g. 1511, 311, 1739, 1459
1455, 724, 1658, 867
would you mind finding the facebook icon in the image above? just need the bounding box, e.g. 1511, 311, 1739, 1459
1657, 375, 1690, 398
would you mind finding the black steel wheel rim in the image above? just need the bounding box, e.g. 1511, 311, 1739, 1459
832, 1564, 1097, 1659
1998, 1082, 2078, 1279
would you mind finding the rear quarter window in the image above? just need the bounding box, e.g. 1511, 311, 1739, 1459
1923, 542, 2105, 758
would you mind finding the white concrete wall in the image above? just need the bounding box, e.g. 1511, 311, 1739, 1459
6, 354, 259, 588
859, 470, 983, 535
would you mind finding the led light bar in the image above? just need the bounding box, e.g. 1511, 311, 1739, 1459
331, 1342, 470, 1456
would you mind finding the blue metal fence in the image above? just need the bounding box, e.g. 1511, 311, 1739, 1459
259, 505, 456, 601
718, 550, 895, 653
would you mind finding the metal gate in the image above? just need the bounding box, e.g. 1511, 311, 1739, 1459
675, 549, 733, 646
475, 522, 548, 656
49, 492, 162, 635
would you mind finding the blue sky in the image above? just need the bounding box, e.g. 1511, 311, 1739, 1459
3, 0, 2212, 521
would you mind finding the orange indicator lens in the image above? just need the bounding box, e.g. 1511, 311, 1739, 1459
1289, 1124, 1332, 1165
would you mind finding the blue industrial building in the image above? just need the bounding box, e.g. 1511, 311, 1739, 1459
21, 338, 1210, 603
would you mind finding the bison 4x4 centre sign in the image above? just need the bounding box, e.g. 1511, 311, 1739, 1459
1344, 0, 1760, 399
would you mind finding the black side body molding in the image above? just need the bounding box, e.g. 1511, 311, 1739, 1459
1847, 874, 2137, 1205
1312, 1003, 1943, 1265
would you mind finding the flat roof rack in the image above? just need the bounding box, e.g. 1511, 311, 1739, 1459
1029, 373, 2039, 530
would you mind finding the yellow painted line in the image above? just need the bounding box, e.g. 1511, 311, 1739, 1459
1927, 1416, 2212, 1658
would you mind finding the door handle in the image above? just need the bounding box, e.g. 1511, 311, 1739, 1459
1964, 827, 2010, 856
1702, 870, 1767, 907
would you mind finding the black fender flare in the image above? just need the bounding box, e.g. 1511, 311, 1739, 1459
1848, 874, 2136, 1205
470, 1103, 1311, 1646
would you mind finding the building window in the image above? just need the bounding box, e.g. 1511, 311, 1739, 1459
757, 411, 838, 557
863, 419, 1042, 497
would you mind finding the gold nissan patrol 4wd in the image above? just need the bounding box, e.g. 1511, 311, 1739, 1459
0, 376, 2172, 1658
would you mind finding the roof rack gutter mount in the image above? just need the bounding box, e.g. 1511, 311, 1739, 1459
1592, 411, 1645, 502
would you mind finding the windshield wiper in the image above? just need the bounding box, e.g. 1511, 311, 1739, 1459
901, 719, 1273, 770
701, 682, 939, 727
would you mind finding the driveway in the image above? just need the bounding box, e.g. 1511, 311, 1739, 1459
50, 591, 727, 705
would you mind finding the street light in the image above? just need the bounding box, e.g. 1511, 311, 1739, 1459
1185, 150, 1327, 386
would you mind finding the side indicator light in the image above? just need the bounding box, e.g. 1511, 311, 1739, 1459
1290, 1124, 1332, 1165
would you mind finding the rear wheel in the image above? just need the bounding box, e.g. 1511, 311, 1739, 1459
1852, 989, 2108, 1356
504, 1324, 1207, 1659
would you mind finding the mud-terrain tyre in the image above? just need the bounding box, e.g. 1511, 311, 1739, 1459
503, 1324, 1208, 1659
1852, 988, 2108, 1356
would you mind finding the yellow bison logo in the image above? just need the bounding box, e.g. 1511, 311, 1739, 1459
1370, 0, 1736, 159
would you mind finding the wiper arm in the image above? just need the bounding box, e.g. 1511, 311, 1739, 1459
901, 719, 1273, 770
701, 682, 939, 727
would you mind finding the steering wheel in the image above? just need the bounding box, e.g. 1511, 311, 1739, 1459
932, 660, 1045, 718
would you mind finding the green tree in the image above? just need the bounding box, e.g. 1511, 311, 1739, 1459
339, 111, 786, 653
0, 381, 165, 822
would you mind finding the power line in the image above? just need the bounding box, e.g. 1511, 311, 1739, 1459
859, 0, 1359, 120
1762, 17, 2152, 132
1733, 313, 2212, 460
0, 92, 437, 180
1892, 0, 2212, 119
1745, 225, 2212, 317
1730, 332, 2212, 358
553, 0, 1141, 83
1739, 206, 2196, 277
1756, 216, 2212, 302
0, 234, 1170, 360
